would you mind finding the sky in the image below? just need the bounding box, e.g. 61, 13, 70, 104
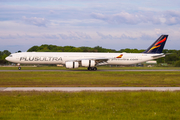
0, 0, 180, 53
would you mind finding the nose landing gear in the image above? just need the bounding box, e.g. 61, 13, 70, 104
18, 67, 21, 70
17, 63, 21, 70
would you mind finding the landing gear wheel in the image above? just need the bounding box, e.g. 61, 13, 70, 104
89, 67, 93, 71
94, 67, 97, 71
88, 67, 91, 70
87, 67, 97, 71
18, 67, 21, 70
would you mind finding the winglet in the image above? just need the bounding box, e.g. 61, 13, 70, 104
143, 35, 168, 53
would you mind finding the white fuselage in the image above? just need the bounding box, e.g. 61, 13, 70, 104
5, 52, 164, 66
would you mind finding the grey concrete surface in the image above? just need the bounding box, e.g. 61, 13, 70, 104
1, 87, 180, 92
0, 87, 7, 91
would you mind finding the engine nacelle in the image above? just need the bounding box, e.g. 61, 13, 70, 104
81, 60, 95, 67
65, 62, 79, 69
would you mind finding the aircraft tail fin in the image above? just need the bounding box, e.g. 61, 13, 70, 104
143, 35, 168, 53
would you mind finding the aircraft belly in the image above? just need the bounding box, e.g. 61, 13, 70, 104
107, 60, 142, 65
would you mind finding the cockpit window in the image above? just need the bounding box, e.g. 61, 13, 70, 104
9, 55, 12, 57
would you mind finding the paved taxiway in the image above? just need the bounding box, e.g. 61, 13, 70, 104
0, 69, 180, 72
1, 87, 180, 91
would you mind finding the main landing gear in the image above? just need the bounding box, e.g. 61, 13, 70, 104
87, 67, 97, 71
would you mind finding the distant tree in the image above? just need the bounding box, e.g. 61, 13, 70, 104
70, 48, 83, 52
165, 54, 179, 64
175, 60, 180, 67
48, 45, 57, 51
63, 46, 75, 52
139, 49, 145, 53
56, 46, 63, 52
122, 48, 131, 53
175, 50, 180, 56
168, 49, 177, 53
1, 54, 8, 60
131, 49, 139, 53
57, 50, 63, 52
94, 46, 104, 52
2, 50, 11, 56
27, 46, 39, 52
79, 47, 94, 52
156, 57, 165, 64
0, 51, 2, 59
0, 60, 7, 64
119, 49, 125, 53
37, 44, 49, 51
0, 50, 11, 64
38, 46, 50, 52
163, 49, 169, 54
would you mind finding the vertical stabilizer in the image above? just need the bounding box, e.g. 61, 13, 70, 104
143, 35, 168, 53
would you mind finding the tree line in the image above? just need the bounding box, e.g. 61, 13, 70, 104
27, 44, 146, 53
1, 44, 180, 66
0, 50, 11, 64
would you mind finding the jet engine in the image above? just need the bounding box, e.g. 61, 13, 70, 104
81, 60, 95, 67
65, 61, 79, 69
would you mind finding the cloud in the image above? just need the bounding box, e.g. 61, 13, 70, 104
1, 1, 179, 26
44, 34, 59, 39
112, 12, 142, 24
0, 34, 18, 39
91, 12, 162, 25
140, 34, 156, 41
96, 32, 137, 40
22, 16, 49, 27
91, 13, 107, 21
164, 11, 180, 25
75, 32, 91, 39
1, 0, 180, 53
59, 32, 92, 40
96, 32, 113, 39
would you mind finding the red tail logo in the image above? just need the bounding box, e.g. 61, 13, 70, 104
148, 37, 167, 52
155, 37, 166, 46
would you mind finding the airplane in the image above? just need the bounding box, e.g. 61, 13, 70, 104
5, 35, 168, 71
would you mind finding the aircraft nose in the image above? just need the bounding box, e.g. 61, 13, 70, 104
5, 57, 9, 61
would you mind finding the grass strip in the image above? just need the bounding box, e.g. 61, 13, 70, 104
0, 91, 180, 120
0, 71, 180, 87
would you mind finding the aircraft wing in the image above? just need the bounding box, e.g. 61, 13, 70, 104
66, 57, 112, 62
65, 57, 115, 67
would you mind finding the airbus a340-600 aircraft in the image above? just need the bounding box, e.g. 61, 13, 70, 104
6, 35, 168, 71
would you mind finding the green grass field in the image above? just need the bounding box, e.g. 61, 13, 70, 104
1, 67, 180, 120
0, 71, 180, 87
0, 91, 180, 120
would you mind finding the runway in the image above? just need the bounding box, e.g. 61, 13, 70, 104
1, 87, 180, 91
0, 69, 180, 72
